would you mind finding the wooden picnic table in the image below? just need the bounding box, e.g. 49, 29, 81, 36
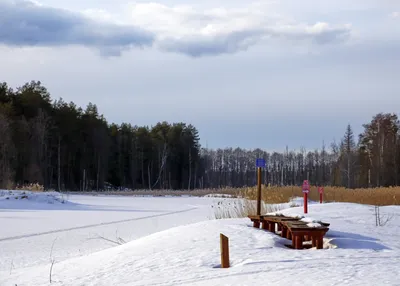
281, 221, 329, 249
248, 215, 330, 250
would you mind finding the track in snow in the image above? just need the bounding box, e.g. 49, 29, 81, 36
0, 207, 197, 243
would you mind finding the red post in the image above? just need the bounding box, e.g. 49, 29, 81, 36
304, 192, 308, 214
302, 180, 309, 214
318, 186, 324, 204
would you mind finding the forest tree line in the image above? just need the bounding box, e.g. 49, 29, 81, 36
0, 81, 399, 191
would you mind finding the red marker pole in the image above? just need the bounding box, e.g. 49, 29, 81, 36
304, 192, 308, 214
302, 180, 309, 214
318, 187, 324, 204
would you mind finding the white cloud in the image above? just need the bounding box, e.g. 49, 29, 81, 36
0, 0, 353, 57
128, 2, 352, 56
390, 12, 399, 18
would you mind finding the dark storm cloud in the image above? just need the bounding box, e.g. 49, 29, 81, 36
0, 0, 154, 55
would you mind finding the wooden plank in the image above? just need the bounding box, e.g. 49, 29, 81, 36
289, 225, 329, 230
263, 216, 300, 222
248, 215, 278, 220
290, 229, 329, 235
280, 221, 307, 228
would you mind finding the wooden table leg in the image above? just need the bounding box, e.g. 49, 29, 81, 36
286, 230, 292, 240
261, 221, 268, 230
281, 227, 287, 238
316, 236, 323, 249
268, 222, 275, 233
295, 235, 304, 249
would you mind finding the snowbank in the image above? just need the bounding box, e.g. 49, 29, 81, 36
0, 190, 73, 208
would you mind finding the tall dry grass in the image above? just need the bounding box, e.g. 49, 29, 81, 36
212, 199, 286, 219
15, 183, 44, 192
76, 187, 241, 197
240, 185, 400, 206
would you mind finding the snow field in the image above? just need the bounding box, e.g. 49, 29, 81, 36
1, 191, 399, 285
0, 191, 219, 272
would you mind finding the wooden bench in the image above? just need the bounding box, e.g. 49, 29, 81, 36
248, 215, 330, 250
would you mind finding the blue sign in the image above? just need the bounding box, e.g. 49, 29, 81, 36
256, 158, 266, 168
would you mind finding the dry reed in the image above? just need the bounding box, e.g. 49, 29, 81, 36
15, 183, 44, 192
240, 185, 400, 206
212, 199, 286, 219
77, 188, 241, 198
65, 185, 400, 207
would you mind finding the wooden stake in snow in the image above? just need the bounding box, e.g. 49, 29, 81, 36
220, 233, 230, 268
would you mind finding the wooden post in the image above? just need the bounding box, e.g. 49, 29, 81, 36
257, 167, 262, 215
220, 233, 230, 268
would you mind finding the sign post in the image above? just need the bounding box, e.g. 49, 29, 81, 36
256, 158, 266, 215
318, 186, 324, 204
302, 180, 310, 214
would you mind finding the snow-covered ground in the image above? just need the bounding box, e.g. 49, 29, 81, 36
0, 191, 219, 273
1, 191, 399, 285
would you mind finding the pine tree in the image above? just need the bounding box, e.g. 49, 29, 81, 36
342, 124, 356, 188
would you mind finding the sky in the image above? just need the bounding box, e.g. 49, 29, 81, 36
0, 0, 399, 152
